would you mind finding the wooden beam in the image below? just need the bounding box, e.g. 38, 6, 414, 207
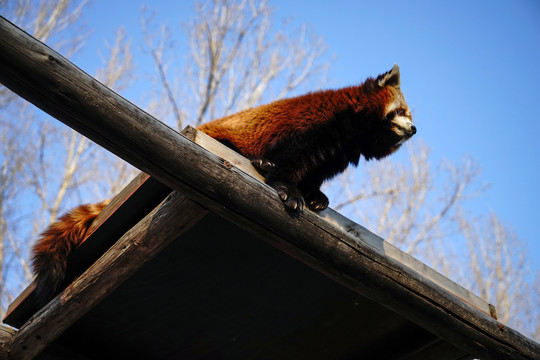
0, 324, 15, 360
3, 173, 171, 328
0, 17, 538, 360
182, 126, 265, 182
9, 192, 208, 360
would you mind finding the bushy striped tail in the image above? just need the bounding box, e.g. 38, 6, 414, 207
31, 200, 110, 304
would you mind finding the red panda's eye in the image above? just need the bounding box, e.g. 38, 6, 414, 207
385, 108, 405, 120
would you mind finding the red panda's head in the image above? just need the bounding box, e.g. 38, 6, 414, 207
377, 65, 416, 138
360, 65, 416, 158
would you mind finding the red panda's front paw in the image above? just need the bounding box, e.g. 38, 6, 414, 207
272, 182, 305, 211
305, 189, 329, 211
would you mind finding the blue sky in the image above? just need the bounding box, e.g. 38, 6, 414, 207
72, 0, 540, 271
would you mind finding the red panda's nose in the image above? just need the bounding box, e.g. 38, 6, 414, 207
411, 125, 417, 134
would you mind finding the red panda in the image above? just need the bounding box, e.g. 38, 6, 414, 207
32, 64, 415, 303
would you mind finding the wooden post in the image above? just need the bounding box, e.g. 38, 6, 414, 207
0, 17, 539, 360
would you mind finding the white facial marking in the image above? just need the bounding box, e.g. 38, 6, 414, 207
393, 115, 414, 130
386, 99, 401, 114
385, 95, 414, 136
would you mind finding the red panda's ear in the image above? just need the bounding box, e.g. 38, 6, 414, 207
376, 64, 401, 89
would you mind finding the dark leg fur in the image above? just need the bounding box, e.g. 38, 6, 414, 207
221, 121, 352, 212
297, 169, 330, 211
263, 161, 310, 212
251, 158, 306, 211
260, 117, 358, 212
304, 188, 329, 211
267, 180, 306, 211
267, 180, 329, 212
216, 137, 308, 211
262, 150, 325, 212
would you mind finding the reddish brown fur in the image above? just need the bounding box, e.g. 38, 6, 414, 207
32, 65, 415, 304
32, 200, 110, 302
197, 86, 388, 158
197, 78, 408, 161
197, 65, 415, 211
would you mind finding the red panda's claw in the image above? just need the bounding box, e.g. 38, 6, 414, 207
305, 189, 329, 211
285, 196, 305, 212
288, 196, 305, 212
251, 158, 276, 173
272, 182, 305, 212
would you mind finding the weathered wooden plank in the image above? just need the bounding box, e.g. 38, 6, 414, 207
182, 126, 265, 182
2, 283, 36, 330
0, 17, 538, 360
319, 209, 497, 317
9, 192, 208, 360
2, 172, 171, 328
63, 174, 171, 288
0, 324, 15, 360
84, 172, 152, 237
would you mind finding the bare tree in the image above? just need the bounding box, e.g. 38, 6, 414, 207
334, 140, 539, 341
140, 8, 183, 128
534, 275, 540, 340
78, 27, 138, 199
334, 141, 484, 256
455, 211, 539, 340
0, 1, 135, 317
141, 0, 328, 129
0, 0, 88, 109
0, 104, 36, 309
0, 0, 89, 318
0, 0, 327, 317
20, 25, 134, 237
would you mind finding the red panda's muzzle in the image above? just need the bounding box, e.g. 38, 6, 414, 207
390, 116, 416, 139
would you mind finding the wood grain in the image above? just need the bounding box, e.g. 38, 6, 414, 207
0, 324, 15, 360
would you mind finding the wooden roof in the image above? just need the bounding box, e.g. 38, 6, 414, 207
0, 129, 481, 359
0, 128, 536, 359
0, 15, 539, 359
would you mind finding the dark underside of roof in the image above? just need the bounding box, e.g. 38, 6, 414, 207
45, 212, 469, 360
